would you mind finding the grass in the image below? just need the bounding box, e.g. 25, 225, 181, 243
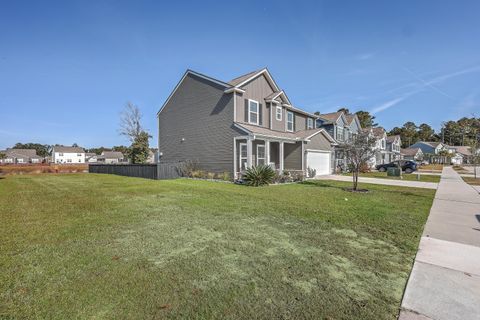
342, 171, 441, 183
0, 174, 435, 320
462, 176, 480, 185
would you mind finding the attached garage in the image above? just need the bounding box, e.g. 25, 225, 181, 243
303, 129, 335, 176
306, 150, 331, 176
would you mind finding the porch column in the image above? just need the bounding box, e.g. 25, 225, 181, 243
279, 141, 284, 171
265, 139, 270, 165
247, 137, 253, 168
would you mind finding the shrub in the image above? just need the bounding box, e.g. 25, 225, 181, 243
177, 160, 200, 177
358, 161, 371, 173
191, 170, 207, 179
243, 165, 276, 186
290, 171, 305, 182
207, 172, 216, 180
307, 167, 316, 178
219, 171, 230, 181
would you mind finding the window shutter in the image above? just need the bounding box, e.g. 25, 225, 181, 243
244, 99, 248, 122
259, 103, 263, 126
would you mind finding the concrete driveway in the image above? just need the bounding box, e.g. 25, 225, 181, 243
399, 167, 480, 320
317, 174, 438, 189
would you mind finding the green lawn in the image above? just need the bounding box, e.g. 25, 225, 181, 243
343, 171, 441, 183
0, 174, 435, 320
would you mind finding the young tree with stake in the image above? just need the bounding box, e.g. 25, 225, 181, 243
339, 130, 378, 191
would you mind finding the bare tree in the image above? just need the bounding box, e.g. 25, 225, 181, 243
119, 102, 143, 142
339, 130, 378, 191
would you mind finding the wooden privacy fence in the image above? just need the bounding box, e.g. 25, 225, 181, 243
89, 163, 182, 180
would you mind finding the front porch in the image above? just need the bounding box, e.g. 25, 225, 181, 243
234, 136, 303, 179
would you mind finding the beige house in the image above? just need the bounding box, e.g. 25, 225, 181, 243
158, 68, 336, 179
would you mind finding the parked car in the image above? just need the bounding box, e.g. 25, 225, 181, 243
376, 160, 418, 173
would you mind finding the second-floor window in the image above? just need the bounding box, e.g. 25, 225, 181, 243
381, 139, 386, 149
286, 111, 294, 132
276, 106, 282, 121
336, 127, 344, 141
248, 99, 259, 125
307, 118, 314, 129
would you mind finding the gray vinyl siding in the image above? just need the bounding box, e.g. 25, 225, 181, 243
158, 73, 243, 175
295, 113, 307, 132
271, 104, 286, 131
269, 142, 279, 167
319, 123, 335, 139
284, 142, 302, 170
235, 74, 275, 128
306, 133, 334, 151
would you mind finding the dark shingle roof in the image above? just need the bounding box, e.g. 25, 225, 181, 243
401, 147, 421, 156
386, 135, 400, 143
102, 151, 124, 159
318, 111, 343, 123
235, 122, 334, 142
54, 146, 85, 153
6, 148, 37, 157
369, 127, 386, 138
228, 69, 263, 86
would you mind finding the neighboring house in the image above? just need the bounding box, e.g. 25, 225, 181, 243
158, 68, 337, 179
316, 111, 362, 170
0, 149, 43, 164
401, 147, 424, 161
52, 146, 85, 164
409, 141, 447, 155
146, 149, 158, 164
99, 151, 126, 164
365, 127, 389, 167
447, 146, 473, 164
386, 135, 402, 162
85, 153, 98, 163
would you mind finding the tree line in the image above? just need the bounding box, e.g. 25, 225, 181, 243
323, 108, 480, 149
3, 102, 153, 164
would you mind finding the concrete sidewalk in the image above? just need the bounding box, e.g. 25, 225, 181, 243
318, 174, 438, 189
399, 167, 480, 320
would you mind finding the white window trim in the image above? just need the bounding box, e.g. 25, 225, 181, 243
256, 144, 266, 166
307, 118, 314, 129
239, 143, 247, 171
248, 99, 259, 125
276, 106, 282, 121
286, 111, 294, 132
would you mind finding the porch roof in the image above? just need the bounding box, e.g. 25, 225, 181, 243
234, 122, 335, 143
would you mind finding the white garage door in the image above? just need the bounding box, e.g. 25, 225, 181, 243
306, 151, 331, 176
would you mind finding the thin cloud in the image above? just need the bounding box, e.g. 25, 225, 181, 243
373, 64, 480, 114
371, 89, 421, 114
356, 53, 375, 60
403, 67, 455, 100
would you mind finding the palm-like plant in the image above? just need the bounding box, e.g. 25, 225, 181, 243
243, 165, 276, 186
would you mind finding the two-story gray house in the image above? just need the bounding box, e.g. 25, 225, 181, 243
315, 111, 362, 170
158, 69, 336, 179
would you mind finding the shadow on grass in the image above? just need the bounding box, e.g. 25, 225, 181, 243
301, 180, 350, 191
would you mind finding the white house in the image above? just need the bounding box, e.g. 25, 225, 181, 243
52, 146, 85, 164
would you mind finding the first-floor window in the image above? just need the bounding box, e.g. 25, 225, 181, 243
256, 145, 266, 166
286, 111, 294, 132
67, 159, 72, 163
239, 143, 247, 171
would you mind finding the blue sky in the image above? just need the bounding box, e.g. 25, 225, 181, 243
1, 0, 479, 149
